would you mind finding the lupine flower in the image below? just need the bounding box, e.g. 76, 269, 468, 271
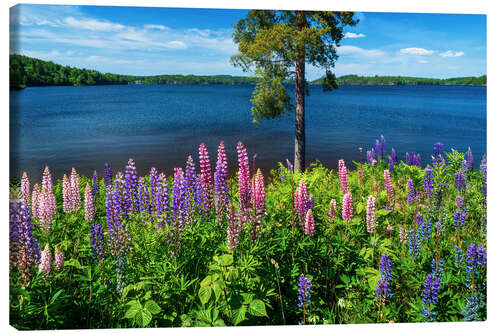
391, 148, 397, 163
104, 162, 112, 187
467, 147, 474, 169
367, 148, 375, 162
182, 156, 198, 224
70, 167, 81, 211
375, 139, 381, 159
386, 225, 393, 236
433, 142, 444, 159
237, 141, 251, 228
465, 243, 487, 289
21, 172, 30, 204
297, 275, 312, 308
366, 195, 376, 235
84, 183, 94, 221
171, 168, 186, 231
62, 174, 71, 213
422, 273, 440, 321
462, 293, 486, 321
214, 141, 229, 218
406, 152, 411, 165
376, 254, 392, 306
305, 209, 315, 236
380, 135, 386, 157
454, 245, 464, 268
90, 223, 105, 263
199, 143, 214, 209
409, 226, 424, 260
31, 184, 40, 218
41, 166, 57, 216
137, 177, 151, 214
342, 191, 353, 222
227, 205, 240, 251
415, 154, 421, 167
294, 179, 309, 225
383, 170, 394, 202
328, 199, 336, 223
92, 170, 98, 199
250, 168, 266, 241
399, 227, 408, 243
38, 244, 51, 279
424, 168, 435, 198
455, 171, 465, 193
38, 187, 53, 231
54, 247, 64, 269
338, 159, 349, 195
453, 208, 467, 229
124, 158, 138, 212
407, 179, 418, 204
480, 155, 486, 199
431, 258, 444, 281
371, 159, 377, 167
388, 156, 394, 172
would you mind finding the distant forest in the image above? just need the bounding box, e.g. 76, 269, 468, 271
311, 74, 487, 86
10, 54, 486, 89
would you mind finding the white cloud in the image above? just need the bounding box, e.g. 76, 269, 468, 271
344, 32, 366, 38
144, 24, 168, 30
337, 45, 384, 57
419, 60, 429, 64
440, 50, 465, 57
165, 41, 187, 49
63, 16, 125, 32
400, 47, 434, 55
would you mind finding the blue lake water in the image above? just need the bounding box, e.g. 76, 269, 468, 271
10, 84, 486, 182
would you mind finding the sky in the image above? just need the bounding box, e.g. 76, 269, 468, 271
9, 4, 486, 80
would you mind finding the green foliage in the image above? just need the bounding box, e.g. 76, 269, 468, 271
311, 74, 487, 86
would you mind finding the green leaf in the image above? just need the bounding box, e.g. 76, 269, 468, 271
212, 283, 223, 302
124, 300, 142, 319
213, 319, 226, 326
64, 258, 82, 269
232, 305, 247, 325
135, 309, 152, 327
219, 254, 234, 266
339, 274, 350, 285
248, 299, 267, 317
198, 285, 212, 305
144, 300, 161, 315
241, 292, 255, 305
200, 275, 212, 287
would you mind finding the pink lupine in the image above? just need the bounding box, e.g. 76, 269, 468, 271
383, 169, 394, 202
21, 172, 30, 205
237, 141, 251, 228
70, 168, 81, 211
371, 159, 377, 167
294, 179, 309, 226
41, 166, 57, 216
328, 199, 337, 222
214, 141, 229, 217
342, 191, 353, 222
31, 184, 40, 218
399, 227, 408, 243
199, 143, 213, 209
366, 195, 376, 234
62, 174, 72, 213
38, 188, 53, 231
84, 183, 94, 221
54, 247, 64, 269
305, 209, 315, 236
338, 159, 349, 195
38, 244, 51, 279
250, 168, 266, 241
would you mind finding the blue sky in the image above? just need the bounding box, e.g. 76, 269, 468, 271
9, 4, 486, 79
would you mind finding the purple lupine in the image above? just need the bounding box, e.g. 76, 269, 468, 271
214, 141, 229, 219
171, 168, 186, 231
367, 148, 375, 163
433, 142, 444, 159
391, 148, 397, 163
237, 141, 252, 229
92, 170, 98, 199
182, 156, 199, 224
405, 152, 411, 165
467, 147, 474, 169
366, 195, 376, 235
422, 273, 440, 321
10, 200, 22, 269
199, 143, 214, 210
407, 179, 418, 204
137, 177, 151, 213
149, 167, 159, 211
90, 223, 105, 263
294, 179, 309, 226
54, 247, 64, 269
104, 162, 113, 187
84, 183, 94, 221
465, 243, 487, 289
124, 158, 138, 212
227, 205, 240, 251
388, 156, 394, 172
21, 172, 30, 205
480, 155, 486, 199
376, 254, 392, 306
70, 167, 81, 212
38, 244, 51, 279
328, 199, 336, 223
424, 168, 435, 198
380, 135, 386, 158
415, 154, 421, 167
250, 168, 266, 241
375, 139, 381, 160
194, 174, 207, 220
455, 171, 465, 193
297, 275, 312, 312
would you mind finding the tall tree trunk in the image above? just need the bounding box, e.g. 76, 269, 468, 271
294, 11, 306, 172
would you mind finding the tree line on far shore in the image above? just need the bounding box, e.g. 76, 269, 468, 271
311, 74, 486, 86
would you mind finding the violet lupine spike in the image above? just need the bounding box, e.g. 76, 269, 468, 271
90, 223, 105, 263
380, 135, 386, 157
306, 195, 314, 212
375, 139, 381, 159
21, 172, 30, 205
106, 174, 132, 261
182, 156, 198, 225
149, 167, 159, 211
342, 191, 353, 222
415, 154, 421, 167
388, 156, 394, 172
199, 143, 214, 210
227, 205, 240, 251
194, 173, 208, 221
84, 183, 94, 221
214, 141, 229, 218
424, 168, 435, 198
406, 152, 411, 165
407, 179, 417, 204
9, 201, 22, 270
92, 170, 98, 199
391, 148, 397, 163
366, 195, 376, 235
70, 167, 81, 212
38, 244, 51, 280
54, 247, 64, 269
137, 177, 151, 213
455, 171, 465, 193
124, 158, 138, 212
328, 199, 337, 223
467, 147, 474, 169
305, 209, 315, 236
237, 141, 252, 228
294, 179, 309, 226
62, 174, 71, 213
171, 168, 186, 231
17, 202, 41, 283
338, 159, 349, 195
383, 170, 394, 202
104, 162, 112, 187
31, 184, 40, 218
250, 168, 266, 241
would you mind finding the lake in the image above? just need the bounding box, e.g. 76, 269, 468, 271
10, 84, 486, 183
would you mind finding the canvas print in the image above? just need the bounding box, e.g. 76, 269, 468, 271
9, 3, 486, 329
